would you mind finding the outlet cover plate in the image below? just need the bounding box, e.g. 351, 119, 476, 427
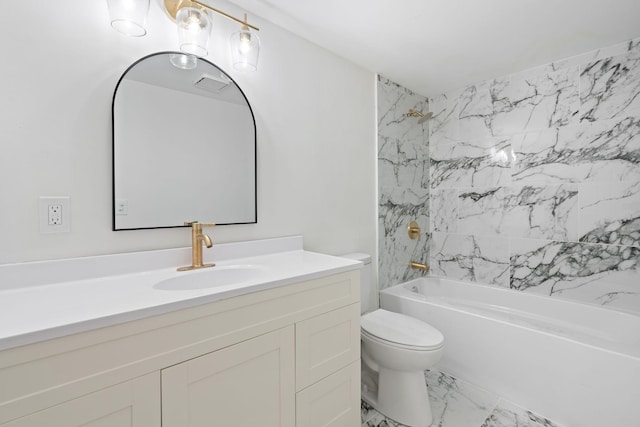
39, 196, 71, 233
115, 199, 128, 216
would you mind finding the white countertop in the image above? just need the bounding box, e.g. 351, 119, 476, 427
0, 237, 361, 351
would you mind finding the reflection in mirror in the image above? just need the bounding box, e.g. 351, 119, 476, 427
112, 52, 256, 230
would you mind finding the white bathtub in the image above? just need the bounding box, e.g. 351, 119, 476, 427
380, 276, 640, 427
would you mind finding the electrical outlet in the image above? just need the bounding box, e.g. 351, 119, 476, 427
39, 196, 71, 233
48, 204, 62, 225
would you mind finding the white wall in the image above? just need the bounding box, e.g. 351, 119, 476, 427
0, 1, 377, 265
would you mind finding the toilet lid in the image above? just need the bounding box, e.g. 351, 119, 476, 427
361, 309, 444, 350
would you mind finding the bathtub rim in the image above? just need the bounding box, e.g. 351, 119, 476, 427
381, 275, 640, 361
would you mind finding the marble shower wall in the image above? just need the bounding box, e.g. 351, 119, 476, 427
377, 76, 430, 289
429, 38, 640, 315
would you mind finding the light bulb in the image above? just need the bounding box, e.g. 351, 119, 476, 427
187, 15, 201, 30
239, 32, 252, 54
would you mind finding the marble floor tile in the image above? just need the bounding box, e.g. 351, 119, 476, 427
361, 397, 411, 427
480, 399, 564, 427
426, 370, 499, 427
362, 400, 374, 425
361, 368, 500, 427
360, 369, 565, 427
363, 411, 410, 427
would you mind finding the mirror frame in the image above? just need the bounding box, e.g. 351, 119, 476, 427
111, 52, 257, 231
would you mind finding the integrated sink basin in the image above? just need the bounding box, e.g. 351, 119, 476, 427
154, 265, 266, 290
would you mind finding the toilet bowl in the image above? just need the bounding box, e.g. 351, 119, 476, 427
361, 309, 443, 427
341, 253, 445, 427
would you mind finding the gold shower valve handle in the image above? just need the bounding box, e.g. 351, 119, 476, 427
408, 221, 421, 240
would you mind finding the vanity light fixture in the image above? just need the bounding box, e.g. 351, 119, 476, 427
175, 6, 212, 58
164, 0, 261, 71
107, 0, 261, 71
107, 0, 150, 37
229, 13, 261, 71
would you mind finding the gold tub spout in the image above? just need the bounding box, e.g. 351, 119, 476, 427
410, 261, 429, 272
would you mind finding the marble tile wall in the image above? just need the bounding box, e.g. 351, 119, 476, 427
377, 76, 430, 290
429, 38, 640, 315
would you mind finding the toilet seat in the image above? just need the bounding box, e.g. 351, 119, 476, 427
361, 309, 444, 351
361, 329, 443, 351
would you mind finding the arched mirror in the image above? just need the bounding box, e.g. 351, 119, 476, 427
112, 52, 257, 230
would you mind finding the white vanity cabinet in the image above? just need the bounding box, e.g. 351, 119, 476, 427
296, 361, 361, 427
295, 305, 362, 427
162, 327, 296, 427
2, 373, 160, 427
0, 270, 361, 427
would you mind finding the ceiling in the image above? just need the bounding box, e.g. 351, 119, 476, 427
123, 53, 245, 104
225, 0, 640, 97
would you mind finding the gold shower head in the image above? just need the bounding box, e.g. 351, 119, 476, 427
407, 109, 433, 124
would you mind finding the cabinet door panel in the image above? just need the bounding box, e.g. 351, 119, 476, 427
162, 326, 295, 427
2, 373, 159, 427
296, 304, 360, 390
296, 361, 360, 427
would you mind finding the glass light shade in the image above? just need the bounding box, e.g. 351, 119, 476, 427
176, 7, 212, 57
107, 0, 150, 37
169, 53, 198, 70
230, 28, 260, 71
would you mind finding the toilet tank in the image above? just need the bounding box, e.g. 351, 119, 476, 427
341, 253, 372, 314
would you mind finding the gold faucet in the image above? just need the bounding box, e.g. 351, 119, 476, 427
178, 221, 216, 271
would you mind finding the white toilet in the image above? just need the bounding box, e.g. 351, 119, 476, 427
343, 253, 444, 427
